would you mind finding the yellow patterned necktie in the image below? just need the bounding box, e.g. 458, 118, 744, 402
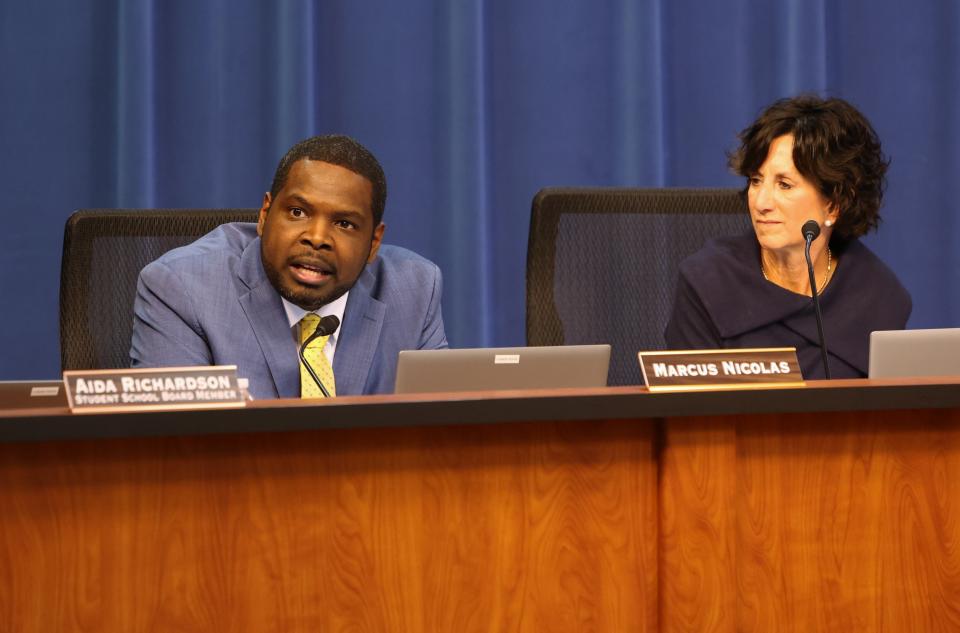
299, 313, 337, 398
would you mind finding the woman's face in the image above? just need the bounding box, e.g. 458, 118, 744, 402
748, 134, 837, 254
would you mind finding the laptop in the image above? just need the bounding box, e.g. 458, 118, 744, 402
868, 328, 960, 378
0, 380, 68, 410
394, 344, 611, 394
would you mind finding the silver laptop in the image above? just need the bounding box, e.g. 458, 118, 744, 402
394, 344, 611, 394
868, 328, 960, 378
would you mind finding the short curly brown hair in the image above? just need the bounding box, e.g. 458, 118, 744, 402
729, 95, 889, 243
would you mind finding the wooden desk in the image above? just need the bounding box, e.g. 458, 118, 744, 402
1, 379, 959, 632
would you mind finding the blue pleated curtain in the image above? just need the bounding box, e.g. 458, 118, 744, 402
0, 0, 957, 378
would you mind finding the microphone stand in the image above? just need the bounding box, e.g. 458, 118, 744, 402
804, 234, 831, 379
298, 315, 339, 398
298, 344, 332, 398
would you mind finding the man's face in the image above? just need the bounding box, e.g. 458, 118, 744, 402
258, 159, 384, 311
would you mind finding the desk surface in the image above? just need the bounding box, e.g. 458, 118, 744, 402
3, 378, 960, 631
1, 377, 959, 443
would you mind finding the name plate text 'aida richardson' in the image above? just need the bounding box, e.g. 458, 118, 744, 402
638, 348, 805, 392
63, 366, 245, 414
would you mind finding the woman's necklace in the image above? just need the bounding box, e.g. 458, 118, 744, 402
761, 248, 832, 294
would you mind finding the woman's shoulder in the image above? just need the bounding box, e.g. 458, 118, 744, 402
673, 232, 796, 338
842, 239, 902, 278
836, 239, 912, 322
679, 232, 758, 278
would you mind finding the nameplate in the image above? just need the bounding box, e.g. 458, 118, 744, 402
63, 366, 245, 414
638, 348, 804, 392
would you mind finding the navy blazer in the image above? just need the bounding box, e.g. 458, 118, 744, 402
130, 223, 448, 398
664, 233, 911, 379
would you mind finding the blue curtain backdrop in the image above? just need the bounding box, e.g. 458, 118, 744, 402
0, 1, 957, 379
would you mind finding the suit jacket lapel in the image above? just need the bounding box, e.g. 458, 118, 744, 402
334, 264, 385, 395
236, 238, 300, 398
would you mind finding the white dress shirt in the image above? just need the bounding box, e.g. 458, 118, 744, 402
281, 292, 349, 365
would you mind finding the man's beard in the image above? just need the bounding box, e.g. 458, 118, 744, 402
262, 258, 348, 312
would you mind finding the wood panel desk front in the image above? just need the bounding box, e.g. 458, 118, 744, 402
1, 379, 959, 632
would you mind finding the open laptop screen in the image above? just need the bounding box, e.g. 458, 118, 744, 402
394, 345, 611, 394
0, 380, 67, 410
868, 328, 960, 378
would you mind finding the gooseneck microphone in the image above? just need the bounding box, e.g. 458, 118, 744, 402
298, 315, 340, 397
802, 220, 831, 379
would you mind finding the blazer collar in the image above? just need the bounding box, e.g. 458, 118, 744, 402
689, 235, 880, 374
236, 237, 300, 398
333, 260, 385, 395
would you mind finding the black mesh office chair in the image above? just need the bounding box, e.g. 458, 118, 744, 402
59, 209, 259, 371
526, 188, 751, 386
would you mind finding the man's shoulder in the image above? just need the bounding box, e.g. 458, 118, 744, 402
376, 243, 438, 263
151, 222, 259, 269
138, 222, 261, 298
360, 244, 443, 308
372, 244, 441, 277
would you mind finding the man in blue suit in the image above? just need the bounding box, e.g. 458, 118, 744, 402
130, 135, 448, 399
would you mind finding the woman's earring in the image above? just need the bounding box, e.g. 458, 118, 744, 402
824, 219, 834, 227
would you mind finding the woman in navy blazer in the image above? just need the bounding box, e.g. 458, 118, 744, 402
665, 96, 910, 378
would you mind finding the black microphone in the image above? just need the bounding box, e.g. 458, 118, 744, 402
298, 315, 340, 397
802, 220, 831, 379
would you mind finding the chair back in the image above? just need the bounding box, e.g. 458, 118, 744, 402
59, 209, 259, 371
526, 188, 750, 386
